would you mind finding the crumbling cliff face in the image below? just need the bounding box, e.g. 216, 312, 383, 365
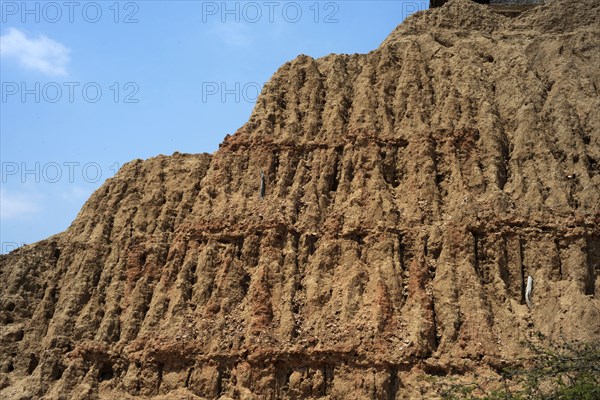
1, 0, 599, 398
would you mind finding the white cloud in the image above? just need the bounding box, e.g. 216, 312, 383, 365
0, 28, 70, 76
211, 23, 253, 47
0, 188, 42, 220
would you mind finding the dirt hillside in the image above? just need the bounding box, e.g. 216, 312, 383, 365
1, 0, 599, 398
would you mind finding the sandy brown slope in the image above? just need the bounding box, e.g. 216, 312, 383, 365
1, 0, 599, 398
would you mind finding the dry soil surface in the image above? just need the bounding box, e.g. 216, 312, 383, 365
1, 0, 599, 398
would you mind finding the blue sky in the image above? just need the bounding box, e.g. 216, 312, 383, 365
0, 0, 427, 253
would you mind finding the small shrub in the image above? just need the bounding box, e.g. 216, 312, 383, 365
440, 334, 600, 400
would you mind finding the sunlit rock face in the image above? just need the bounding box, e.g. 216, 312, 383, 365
1, 0, 599, 398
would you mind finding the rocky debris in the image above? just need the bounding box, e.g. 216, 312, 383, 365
1, 0, 599, 398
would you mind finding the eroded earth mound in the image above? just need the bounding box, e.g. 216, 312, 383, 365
1, 0, 599, 398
